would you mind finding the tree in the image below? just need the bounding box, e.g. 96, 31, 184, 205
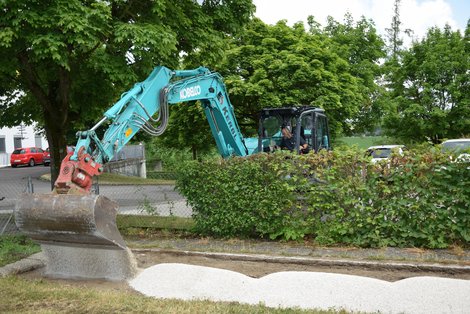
156, 102, 214, 160
0, 0, 255, 182
380, 0, 415, 137
384, 23, 470, 142
386, 0, 406, 58
217, 18, 373, 137
323, 13, 386, 134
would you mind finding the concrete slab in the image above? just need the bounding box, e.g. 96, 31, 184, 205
0, 252, 45, 277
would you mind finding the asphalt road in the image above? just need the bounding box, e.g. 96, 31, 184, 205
0, 164, 51, 183
0, 165, 52, 205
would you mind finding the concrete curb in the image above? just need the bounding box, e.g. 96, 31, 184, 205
133, 248, 470, 274
2, 248, 469, 278
0, 252, 45, 277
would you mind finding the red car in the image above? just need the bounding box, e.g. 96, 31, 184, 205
10, 147, 45, 167
41, 146, 75, 167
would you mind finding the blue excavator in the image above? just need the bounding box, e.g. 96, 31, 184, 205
15, 66, 331, 279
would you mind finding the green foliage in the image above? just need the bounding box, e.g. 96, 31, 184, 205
217, 15, 385, 137
335, 136, 390, 150
146, 145, 194, 171
323, 14, 386, 134
155, 103, 216, 160
0, 235, 40, 267
177, 153, 298, 239
311, 148, 469, 248
176, 148, 469, 248
146, 144, 218, 172
383, 24, 470, 143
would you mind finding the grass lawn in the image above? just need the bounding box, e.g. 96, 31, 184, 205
335, 136, 390, 150
0, 235, 40, 267
0, 276, 348, 314
118, 215, 194, 232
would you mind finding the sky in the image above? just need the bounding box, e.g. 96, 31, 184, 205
252, 0, 469, 43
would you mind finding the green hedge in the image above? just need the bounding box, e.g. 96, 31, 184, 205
176, 148, 469, 248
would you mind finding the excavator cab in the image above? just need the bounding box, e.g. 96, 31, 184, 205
258, 106, 331, 154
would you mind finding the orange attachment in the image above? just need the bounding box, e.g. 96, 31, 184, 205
54, 147, 103, 194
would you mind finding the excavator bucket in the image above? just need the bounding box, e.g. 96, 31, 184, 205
15, 193, 125, 248
15, 193, 137, 281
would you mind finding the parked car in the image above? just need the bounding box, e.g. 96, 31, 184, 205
42, 146, 76, 167
366, 145, 406, 163
43, 148, 51, 166
441, 139, 470, 163
10, 147, 45, 167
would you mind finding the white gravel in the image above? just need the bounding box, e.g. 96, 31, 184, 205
129, 263, 470, 313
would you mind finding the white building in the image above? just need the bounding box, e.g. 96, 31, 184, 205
0, 124, 48, 167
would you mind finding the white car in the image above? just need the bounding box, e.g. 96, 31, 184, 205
366, 145, 406, 163
441, 139, 470, 162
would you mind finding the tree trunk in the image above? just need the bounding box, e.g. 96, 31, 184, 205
46, 67, 71, 185
43, 106, 69, 189
17, 53, 71, 187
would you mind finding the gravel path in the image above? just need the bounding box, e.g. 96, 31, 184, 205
130, 263, 470, 313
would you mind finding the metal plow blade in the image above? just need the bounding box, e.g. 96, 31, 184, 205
15, 193, 126, 249
15, 193, 137, 281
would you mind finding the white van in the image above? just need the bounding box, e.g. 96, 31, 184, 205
441, 139, 470, 162
366, 145, 406, 163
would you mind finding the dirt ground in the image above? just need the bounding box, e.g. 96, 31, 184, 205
20, 250, 470, 293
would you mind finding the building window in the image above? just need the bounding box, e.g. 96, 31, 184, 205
35, 134, 42, 148
14, 137, 22, 149
0, 136, 5, 153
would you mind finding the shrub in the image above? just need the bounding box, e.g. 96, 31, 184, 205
176, 147, 469, 248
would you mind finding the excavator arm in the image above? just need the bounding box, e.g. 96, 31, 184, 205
54, 66, 254, 194
163, 69, 249, 157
